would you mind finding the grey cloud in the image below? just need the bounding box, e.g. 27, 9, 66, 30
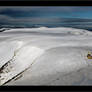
0, 14, 62, 24
0, 6, 92, 13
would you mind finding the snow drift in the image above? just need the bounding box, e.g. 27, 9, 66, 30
0, 27, 92, 85
0, 41, 44, 85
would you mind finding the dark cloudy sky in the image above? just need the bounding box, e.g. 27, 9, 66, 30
0, 6, 92, 29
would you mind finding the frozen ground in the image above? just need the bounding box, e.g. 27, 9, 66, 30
0, 27, 92, 85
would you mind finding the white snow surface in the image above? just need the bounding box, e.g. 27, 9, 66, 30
0, 27, 92, 85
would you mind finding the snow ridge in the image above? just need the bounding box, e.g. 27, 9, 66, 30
0, 41, 44, 85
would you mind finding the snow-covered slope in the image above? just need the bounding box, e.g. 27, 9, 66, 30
0, 27, 92, 85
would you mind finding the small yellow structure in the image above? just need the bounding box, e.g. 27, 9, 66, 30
87, 51, 92, 59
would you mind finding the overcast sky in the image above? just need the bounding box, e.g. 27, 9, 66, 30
0, 6, 92, 27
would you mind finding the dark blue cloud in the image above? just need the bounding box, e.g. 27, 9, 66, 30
0, 7, 92, 19
0, 7, 92, 30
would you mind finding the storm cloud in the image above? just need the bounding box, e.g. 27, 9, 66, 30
0, 7, 92, 29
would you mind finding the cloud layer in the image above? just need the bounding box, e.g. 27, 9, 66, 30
0, 7, 92, 29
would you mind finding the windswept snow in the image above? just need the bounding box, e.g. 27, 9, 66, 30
0, 27, 92, 85
0, 41, 44, 85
